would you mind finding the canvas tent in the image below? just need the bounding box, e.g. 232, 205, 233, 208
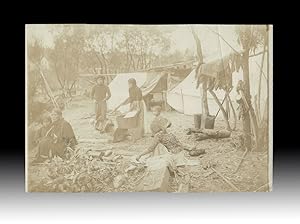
167, 53, 268, 117
167, 69, 228, 116
107, 72, 164, 111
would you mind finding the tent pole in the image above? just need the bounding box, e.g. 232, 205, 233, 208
39, 69, 59, 109
257, 39, 267, 125
201, 78, 209, 129
228, 94, 237, 130
180, 88, 184, 114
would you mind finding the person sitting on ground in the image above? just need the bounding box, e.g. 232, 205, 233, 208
32, 108, 78, 163
136, 106, 197, 164
34, 116, 52, 145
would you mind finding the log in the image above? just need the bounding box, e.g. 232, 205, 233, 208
195, 131, 231, 141
188, 128, 231, 136
189, 128, 231, 141
195, 133, 211, 141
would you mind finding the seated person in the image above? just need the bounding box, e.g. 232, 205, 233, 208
136, 106, 195, 165
34, 115, 52, 146
33, 109, 78, 163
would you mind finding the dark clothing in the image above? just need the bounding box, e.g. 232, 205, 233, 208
34, 125, 52, 145
37, 118, 77, 159
128, 100, 145, 140
50, 118, 77, 147
129, 86, 142, 103
95, 101, 107, 121
91, 84, 111, 102
91, 84, 110, 120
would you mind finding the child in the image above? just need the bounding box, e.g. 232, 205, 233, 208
136, 106, 193, 162
33, 116, 53, 163
34, 116, 52, 145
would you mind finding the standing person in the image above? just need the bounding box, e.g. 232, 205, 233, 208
118, 78, 145, 142
90, 76, 111, 124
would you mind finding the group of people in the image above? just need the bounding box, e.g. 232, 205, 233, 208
32, 109, 77, 163
90, 76, 199, 164
32, 76, 199, 165
91, 76, 145, 141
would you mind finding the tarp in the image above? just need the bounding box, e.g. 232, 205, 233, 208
140, 73, 164, 96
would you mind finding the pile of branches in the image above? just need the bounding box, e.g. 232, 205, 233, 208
29, 151, 147, 192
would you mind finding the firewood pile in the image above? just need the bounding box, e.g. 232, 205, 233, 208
28, 150, 147, 192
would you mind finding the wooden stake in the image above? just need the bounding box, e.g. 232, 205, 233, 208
201, 78, 209, 129
209, 89, 231, 131
234, 148, 248, 173
227, 94, 237, 130
39, 69, 59, 109
210, 167, 240, 192
254, 183, 269, 192
180, 88, 185, 114
258, 39, 267, 124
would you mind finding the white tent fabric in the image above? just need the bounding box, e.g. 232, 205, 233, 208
107, 72, 149, 110
167, 54, 268, 117
107, 72, 164, 134
167, 69, 226, 116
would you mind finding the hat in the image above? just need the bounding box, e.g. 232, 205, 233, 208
96, 76, 105, 81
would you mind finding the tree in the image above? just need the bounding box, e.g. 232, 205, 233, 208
49, 26, 86, 98
27, 39, 44, 100
235, 25, 268, 150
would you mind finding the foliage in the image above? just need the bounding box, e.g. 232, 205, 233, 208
235, 25, 267, 53
47, 26, 87, 97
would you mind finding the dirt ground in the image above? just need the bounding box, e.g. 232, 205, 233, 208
27, 95, 270, 192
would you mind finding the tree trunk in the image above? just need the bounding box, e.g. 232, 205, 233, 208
257, 40, 267, 124
241, 50, 252, 150
94, 51, 103, 73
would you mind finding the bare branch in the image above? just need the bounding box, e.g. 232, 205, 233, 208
249, 50, 267, 58
190, 26, 204, 63
206, 26, 240, 55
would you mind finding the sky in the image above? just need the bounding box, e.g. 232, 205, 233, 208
26, 24, 243, 61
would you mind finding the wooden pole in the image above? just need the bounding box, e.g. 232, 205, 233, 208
180, 88, 185, 114
39, 69, 59, 109
241, 50, 252, 150
209, 89, 231, 131
238, 89, 259, 151
201, 78, 209, 129
227, 94, 237, 131
257, 40, 267, 125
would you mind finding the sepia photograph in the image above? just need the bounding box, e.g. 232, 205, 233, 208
25, 24, 273, 192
